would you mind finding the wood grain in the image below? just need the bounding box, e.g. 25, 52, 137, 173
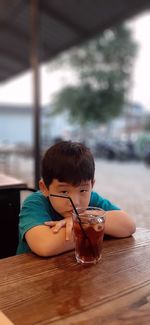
0, 228, 150, 325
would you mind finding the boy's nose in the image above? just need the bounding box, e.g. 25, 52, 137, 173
69, 194, 80, 208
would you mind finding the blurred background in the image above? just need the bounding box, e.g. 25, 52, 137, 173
0, 2, 150, 228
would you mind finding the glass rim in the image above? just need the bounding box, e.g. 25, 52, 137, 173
73, 206, 106, 218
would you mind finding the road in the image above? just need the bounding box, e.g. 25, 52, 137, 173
94, 159, 150, 228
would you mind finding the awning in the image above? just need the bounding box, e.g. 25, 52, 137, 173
0, 0, 150, 83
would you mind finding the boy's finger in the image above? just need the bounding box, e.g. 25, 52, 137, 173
66, 222, 73, 240
53, 220, 66, 232
44, 221, 56, 226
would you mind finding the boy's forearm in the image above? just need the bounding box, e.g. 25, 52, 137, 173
104, 210, 136, 238
25, 225, 75, 257
43, 228, 75, 257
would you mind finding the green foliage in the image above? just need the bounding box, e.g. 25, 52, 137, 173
51, 23, 138, 125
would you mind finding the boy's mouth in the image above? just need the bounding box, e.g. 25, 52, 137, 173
63, 210, 73, 217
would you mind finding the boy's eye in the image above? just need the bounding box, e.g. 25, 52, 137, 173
60, 190, 68, 194
80, 189, 88, 193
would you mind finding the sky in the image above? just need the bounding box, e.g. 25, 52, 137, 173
0, 11, 150, 110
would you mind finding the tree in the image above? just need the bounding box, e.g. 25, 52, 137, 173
50, 23, 138, 125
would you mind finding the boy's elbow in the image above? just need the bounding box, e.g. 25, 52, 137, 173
127, 221, 136, 237
120, 219, 136, 238
119, 211, 136, 237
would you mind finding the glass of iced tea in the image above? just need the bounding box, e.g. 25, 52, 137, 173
72, 207, 106, 264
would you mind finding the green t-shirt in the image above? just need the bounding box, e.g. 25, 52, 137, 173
16, 191, 120, 254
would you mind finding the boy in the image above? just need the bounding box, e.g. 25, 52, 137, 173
17, 141, 136, 256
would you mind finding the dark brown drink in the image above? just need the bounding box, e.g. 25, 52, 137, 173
73, 208, 105, 264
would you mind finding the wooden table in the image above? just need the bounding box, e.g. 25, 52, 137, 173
0, 227, 150, 325
0, 173, 27, 258
0, 173, 27, 190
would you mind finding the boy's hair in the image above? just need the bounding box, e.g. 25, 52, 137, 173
41, 141, 95, 188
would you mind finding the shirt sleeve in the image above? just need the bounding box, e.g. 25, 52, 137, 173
89, 191, 120, 211
19, 193, 52, 241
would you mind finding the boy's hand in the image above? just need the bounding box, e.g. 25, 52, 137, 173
44, 217, 73, 240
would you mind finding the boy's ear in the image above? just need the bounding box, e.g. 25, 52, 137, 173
39, 179, 49, 197
92, 179, 95, 188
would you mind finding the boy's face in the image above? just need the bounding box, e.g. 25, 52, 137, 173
40, 178, 94, 218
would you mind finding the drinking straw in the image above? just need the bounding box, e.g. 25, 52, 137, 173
49, 193, 96, 258
49, 193, 80, 219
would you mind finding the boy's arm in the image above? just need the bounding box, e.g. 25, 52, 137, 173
44, 210, 136, 241
104, 210, 136, 237
25, 224, 74, 257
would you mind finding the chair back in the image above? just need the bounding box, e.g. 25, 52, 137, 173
0, 187, 36, 259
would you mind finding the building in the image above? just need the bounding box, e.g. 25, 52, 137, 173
0, 104, 33, 145
0, 104, 74, 147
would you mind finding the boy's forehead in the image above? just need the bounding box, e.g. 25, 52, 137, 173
51, 179, 91, 187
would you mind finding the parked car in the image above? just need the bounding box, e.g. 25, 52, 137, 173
93, 140, 139, 161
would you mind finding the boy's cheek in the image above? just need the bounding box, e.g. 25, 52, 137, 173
62, 211, 73, 218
